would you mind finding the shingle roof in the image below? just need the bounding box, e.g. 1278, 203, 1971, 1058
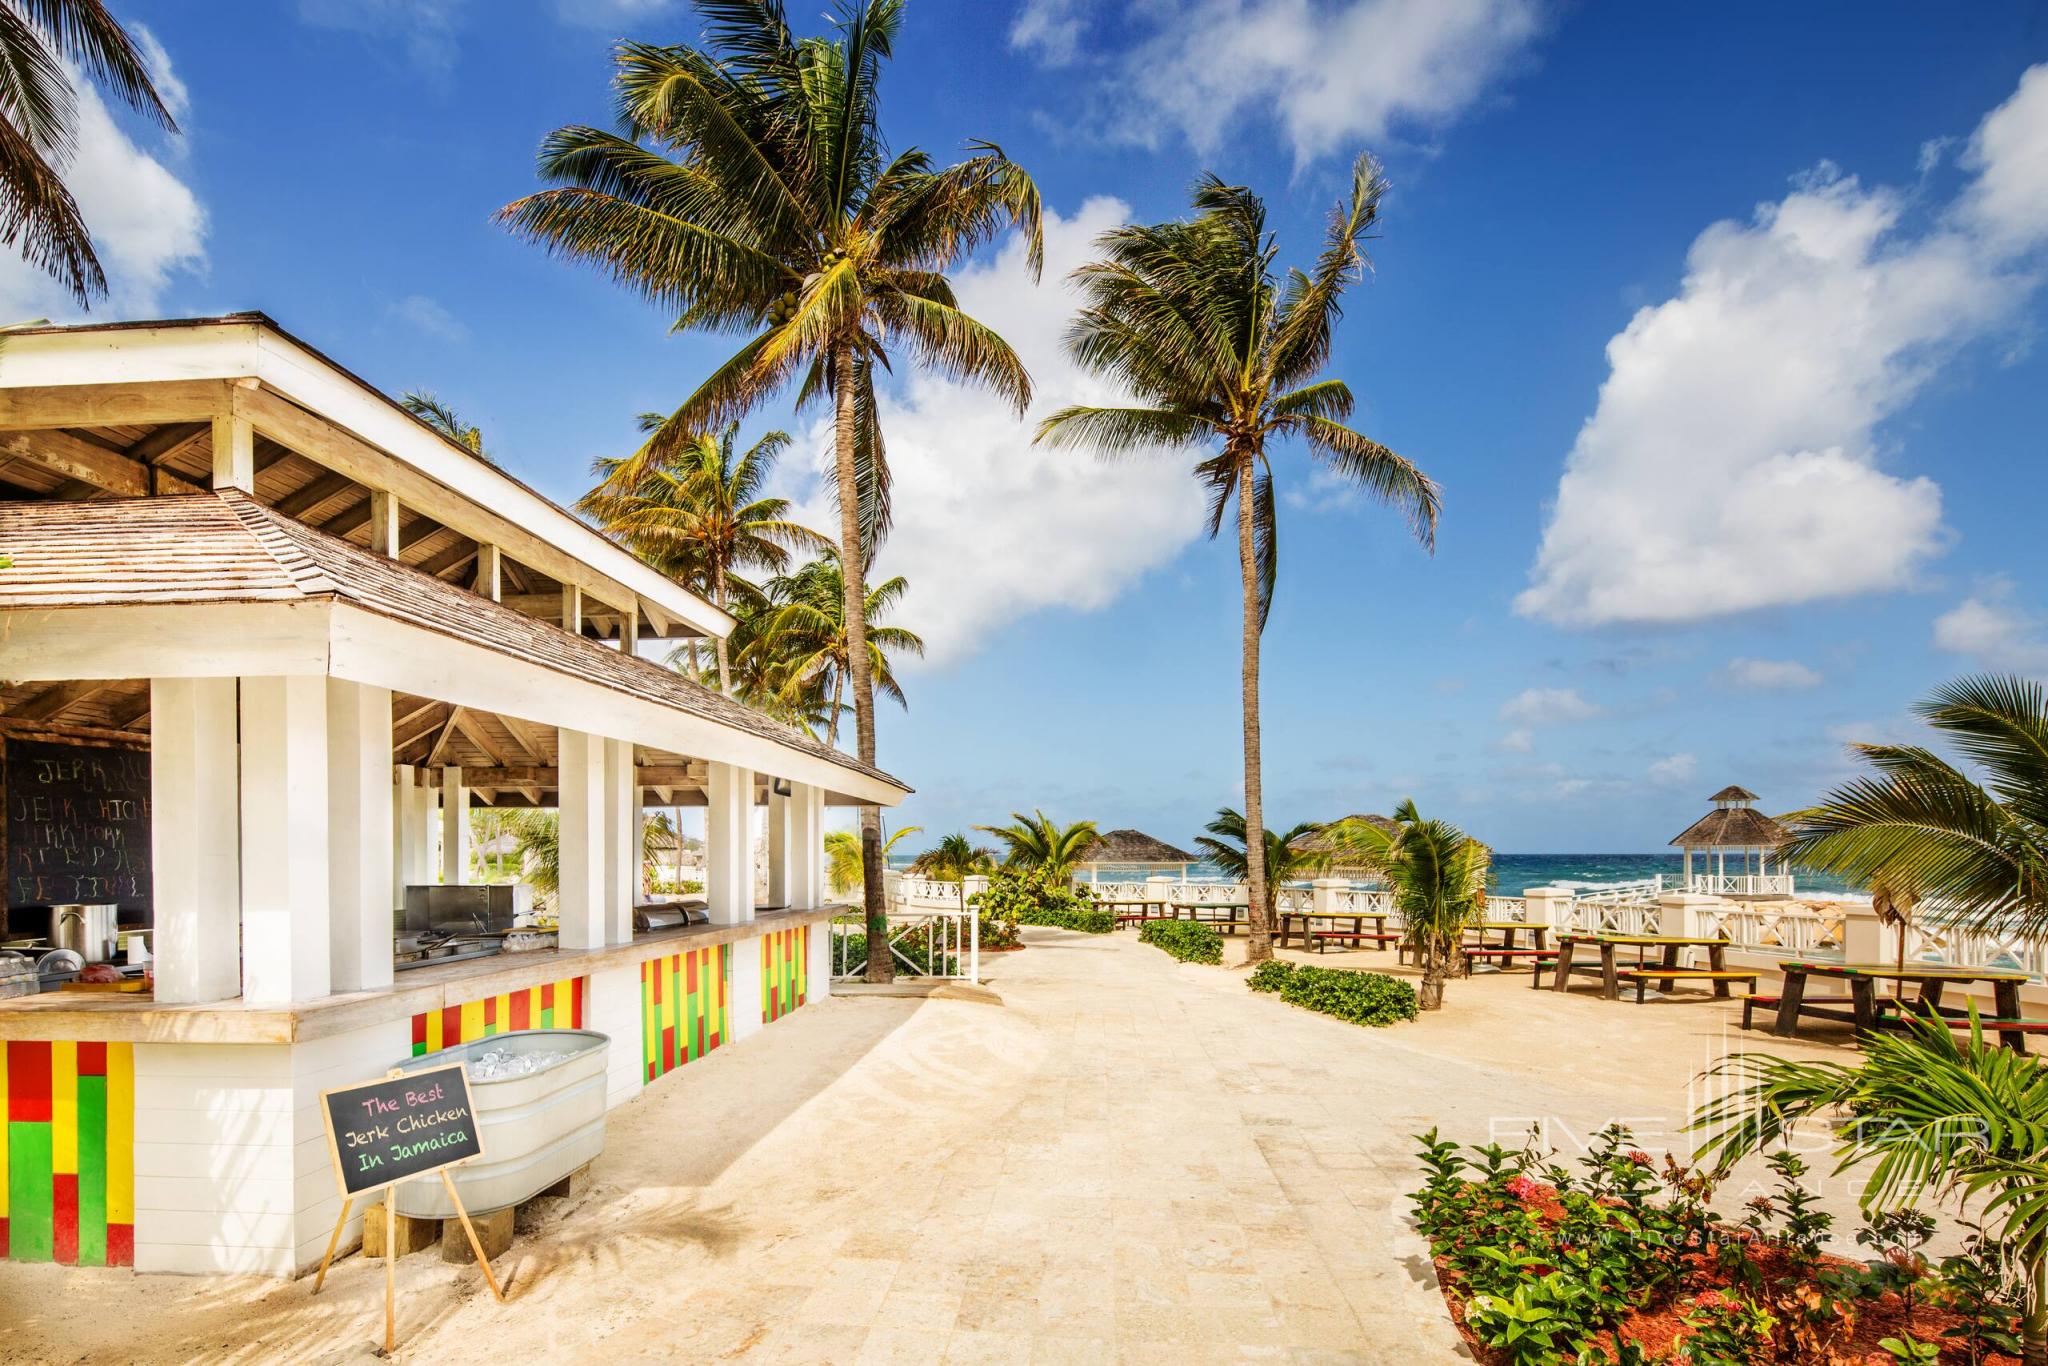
1708, 784, 1759, 802
1668, 806, 1788, 849
1290, 814, 1398, 854
0, 493, 908, 794
1076, 829, 1195, 864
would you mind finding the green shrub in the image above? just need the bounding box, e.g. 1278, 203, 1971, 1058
1274, 964, 1417, 1026
1247, 960, 1297, 993
1139, 918, 1222, 965
971, 868, 1115, 934
833, 932, 957, 978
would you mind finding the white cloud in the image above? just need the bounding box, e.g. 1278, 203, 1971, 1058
297, 0, 464, 70
1011, 0, 1544, 165
1933, 578, 2048, 672
1495, 728, 1533, 754
783, 198, 1206, 666
1519, 63, 2048, 628
1720, 657, 1823, 692
130, 24, 189, 122
390, 294, 468, 343
1499, 687, 1600, 727
0, 73, 205, 322
1648, 753, 1697, 785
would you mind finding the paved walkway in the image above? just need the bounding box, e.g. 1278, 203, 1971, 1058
2, 928, 1876, 1364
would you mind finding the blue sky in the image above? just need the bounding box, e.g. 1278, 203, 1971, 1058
18, 2, 2048, 852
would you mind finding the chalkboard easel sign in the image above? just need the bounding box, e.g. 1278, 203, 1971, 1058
312, 1065, 506, 1348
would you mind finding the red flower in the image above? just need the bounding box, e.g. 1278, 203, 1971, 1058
1691, 1291, 1731, 1312
1504, 1175, 1543, 1203
1627, 1150, 1654, 1168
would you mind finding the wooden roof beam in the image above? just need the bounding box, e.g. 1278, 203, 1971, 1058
6, 679, 111, 721
0, 429, 204, 498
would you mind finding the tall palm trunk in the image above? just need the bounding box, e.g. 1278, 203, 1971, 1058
2025, 1243, 2047, 1366
1237, 449, 1271, 964
713, 562, 732, 695
832, 341, 893, 983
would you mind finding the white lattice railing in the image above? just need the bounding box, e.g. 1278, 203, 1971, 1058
832, 905, 979, 982
888, 875, 967, 909
1483, 896, 1529, 924
1332, 888, 1394, 917
1570, 886, 1662, 935
1702, 902, 1845, 959
1687, 873, 1796, 897
1899, 916, 2048, 980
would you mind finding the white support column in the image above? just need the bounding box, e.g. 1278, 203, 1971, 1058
603, 738, 636, 945
401, 774, 433, 889
619, 603, 640, 654
210, 414, 254, 492
238, 676, 331, 1004
731, 936, 765, 1042
787, 782, 824, 909
764, 785, 791, 907
561, 584, 584, 637
328, 680, 394, 993
440, 765, 468, 884
368, 490, 401, 558
149, 678, 242, 1005
473, 543, 502, 601
705, 761, 756, 925
557, 728, 606, 950
391, 764, 416, 914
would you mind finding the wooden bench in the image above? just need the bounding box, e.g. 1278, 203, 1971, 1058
1461, 946, 1554, 971
1617, 967, 1759, 1003
1311, 930, 1400, 953
1744, 991, 1906, 1031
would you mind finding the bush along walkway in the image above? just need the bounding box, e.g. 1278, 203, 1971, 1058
1247, 960, 1418, 1027
1138, 918, 1222, 964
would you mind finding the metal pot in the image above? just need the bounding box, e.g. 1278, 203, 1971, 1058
48, 904, 118, 965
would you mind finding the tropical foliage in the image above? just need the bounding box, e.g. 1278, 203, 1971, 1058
1247, 961, 1417, 1028
502, 0, 1044, 981
1693, 1010, 2048, 1363
975, 810, 1099, 875
909, 832, 997, 881
1038, 154, 1439, 966
970, 866, 1111, 933
1192, 807, 1327, 929
1782, 674, 2048, 943
583, 419, 825, 692
399, 391, 494, 464
746, 553, 922, 748
1321, 801, 1489, 1011
0, 0, 176, 305
825, 823, 920, 898
1138, 918, 1222, 965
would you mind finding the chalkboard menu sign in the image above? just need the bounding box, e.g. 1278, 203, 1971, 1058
320, 1065, 485, 1197
3, 737, 152, 913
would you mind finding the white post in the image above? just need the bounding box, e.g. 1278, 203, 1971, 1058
705, 761, 755, 925
1683, 847, 1693, 891
473, 544, 502, 601
556, 729, 606, 950
405, 776, 434, 888
391, 763, 414, 915
561, 584, 583, 637
440, 765, 468, 885
327, 679, 393, 993
764, 785, 791, 907
603, 738, 636, 945
238, 676, 330, 1004
787, 782, 823, 909
1523, 886, 1576, 936
210, 414, 254, 492
149, 678, 241, 1005
368, 490, 401, 558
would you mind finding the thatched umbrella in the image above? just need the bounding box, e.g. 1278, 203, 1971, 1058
1290, 814, 1398, 879
1072, 828, 1197, 882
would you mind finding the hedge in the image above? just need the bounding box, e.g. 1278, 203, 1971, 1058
1015, 903, 1117, 934
1249, 962, 1417, 1027
1139, 918, 1223, 965
971, 868, 1116, 935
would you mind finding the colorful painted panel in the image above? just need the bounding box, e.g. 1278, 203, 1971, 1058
640, 944, 729, 1084
761, 926, 808, 1024
410, 977, 586, 1056
1, 1040, 133, 1266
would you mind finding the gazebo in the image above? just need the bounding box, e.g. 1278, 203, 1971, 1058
1074, 829, 1196, 882
1669, 786, 1794, 897
1292, 814, 1399, 880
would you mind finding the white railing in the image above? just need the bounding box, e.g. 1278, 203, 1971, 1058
1687, 873, 1796, 897
1332, 888, 1394, 917
1570, 885, 1662, 935
1701, 902, 1845, 959
888, 874, 968, 909
1899, 916, 2048, 980
832, 905, 979, 983
1484, 896, 1528, 924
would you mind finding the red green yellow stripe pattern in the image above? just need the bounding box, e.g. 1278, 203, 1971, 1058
762, 926, 808, 1023
1, 1040, 133, 1265
641, 945, 728, 1084
410, 976, 586, 1056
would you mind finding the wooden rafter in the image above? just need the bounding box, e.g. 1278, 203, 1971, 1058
6, 680, 110, 721
0, 429, 203, 498
450, 709, 516, 768
273, 468, 354, 519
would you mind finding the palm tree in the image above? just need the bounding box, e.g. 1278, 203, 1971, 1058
399, 391, 496, 465
750, 553, 922, 750
1323, 801, 1489, 1010
974, 810, 1098, 876
500, 2, 1043, 982
582, 420, 827, 692
825, 824, 920, 898
1036, 156, 1439, 967
1693, 1012, 2048, 1364
909, 832, 996, 881
504, 808, 561, 900
1192, 807, 1328, 934
0, 0, 176, 305
1782, 675, 2048, 943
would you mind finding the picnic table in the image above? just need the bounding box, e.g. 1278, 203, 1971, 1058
1549, 934, 1736, 1000
1463, 921, 1548, 950
1278, 908, 1393, 951
1773, 962, 2031, 1049
1458, 921, 1552, 973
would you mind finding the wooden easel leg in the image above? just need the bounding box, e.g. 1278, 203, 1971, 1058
311, 1194, 353, 1294
441, 1170, 506, 1302
384, 1187, 397, 1353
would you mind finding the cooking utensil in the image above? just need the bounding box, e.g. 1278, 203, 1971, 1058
48, 904, 119, 964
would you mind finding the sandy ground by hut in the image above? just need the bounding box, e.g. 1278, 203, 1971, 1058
0, 927, 1924, 1364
